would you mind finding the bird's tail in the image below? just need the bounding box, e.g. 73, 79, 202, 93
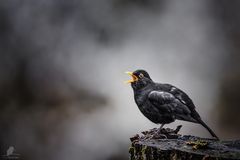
197, 118, 219, 140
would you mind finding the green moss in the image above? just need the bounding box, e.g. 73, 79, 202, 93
186, 140, 208, 150
141, 145, 147, 155
129, 144, 137, 160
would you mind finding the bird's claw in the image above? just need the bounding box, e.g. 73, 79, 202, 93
152, 133, 167, 139
159, 125, 182, 134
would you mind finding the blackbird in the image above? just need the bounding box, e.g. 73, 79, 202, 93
125, 69, 219, 140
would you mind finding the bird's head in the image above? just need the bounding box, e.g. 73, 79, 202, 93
125, 69, 152, 90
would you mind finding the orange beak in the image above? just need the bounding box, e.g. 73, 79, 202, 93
124, 71, 138, 83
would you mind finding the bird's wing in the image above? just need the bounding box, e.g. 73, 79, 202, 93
166, 84, 201, 119
167, 85, 195, 108
148, 91, 197, 122
148, 91, 174, 113
148, 91, 174, 105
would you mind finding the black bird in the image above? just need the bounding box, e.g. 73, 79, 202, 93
125, 69, 219, 140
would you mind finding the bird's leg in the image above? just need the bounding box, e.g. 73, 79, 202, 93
158, 124, 165, 134
151, 123, 167, 139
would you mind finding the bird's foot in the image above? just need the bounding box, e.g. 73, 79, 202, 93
153, 125, 182, 139
152, 133, 167, 139
141, 128, 167, 140
159, 125, 182, 134
140, 126, 182, 140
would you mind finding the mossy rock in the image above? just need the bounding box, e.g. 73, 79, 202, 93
129, 128, 240, 160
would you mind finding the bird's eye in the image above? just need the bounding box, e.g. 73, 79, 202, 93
139, 73, 144, 78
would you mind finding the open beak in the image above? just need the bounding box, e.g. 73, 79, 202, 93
124, 71, 138, 84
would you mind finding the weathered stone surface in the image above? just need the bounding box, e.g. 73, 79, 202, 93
129, 127, 240, 160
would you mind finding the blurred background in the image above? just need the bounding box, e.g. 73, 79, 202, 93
0, 0, 240, 159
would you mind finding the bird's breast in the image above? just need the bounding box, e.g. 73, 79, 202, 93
133, 89, 150, 106
133, 89, 176, 124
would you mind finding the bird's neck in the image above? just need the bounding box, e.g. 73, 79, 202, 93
133, 86, 152, 107
133, 83, 153, 97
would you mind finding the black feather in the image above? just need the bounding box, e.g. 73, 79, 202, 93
129, 69, 219, 140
